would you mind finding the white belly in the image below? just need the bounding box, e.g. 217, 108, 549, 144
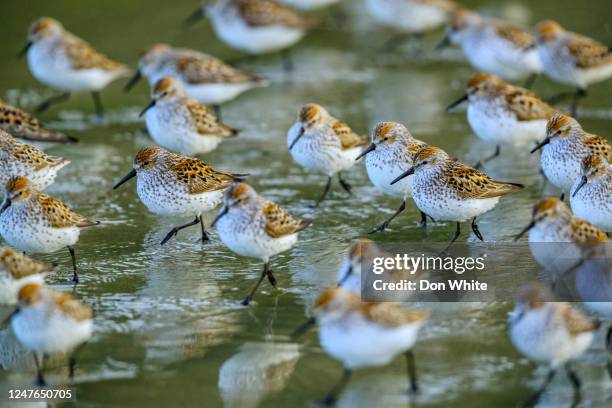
365, 155, 411, 197
184, 82, 260, 105
365, 0, 446, 32
137, 178, 224, 216
570, 183, 612, 232
0, 160, 68, 192
467, 103, 546, 145
412, 188, 500, 222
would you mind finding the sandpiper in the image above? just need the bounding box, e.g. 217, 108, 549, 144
439, 9, 541, 84
391, 145, 524, 246
0, 176, 100, 283
535, 20, 612, 116
9, 283, 93, 386
356, 121, 429, 232
211, 182, 310, 305
571, 155, 612, 232
365, 0, 457, 51
515, 198, 608, 278
295, 288, 429, 405
447, 73, 557, 167
139, 77, 239, 156
531, 113, 611, 194
185, 0, 316, 69
0, 99, 77, 146
0, 129, 70, 191
114, 146, 242, 245
288, 103, 367, 207
125, 43, 267, 108
19, 17, 130, 119
0, 247, 52, 305
509, 283, 599, 405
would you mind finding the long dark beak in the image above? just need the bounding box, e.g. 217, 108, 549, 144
139, 100, 156, 117
435, 35, 451, 51
514, 220, 535, 241
289, 127, 305, 150
390, 167, 415, 185
183, 8, 203, 28
291, 317, 316, 340
530, 138, 550, 154
113, 169, 137, 190
337, 266, 353, 287
211, 206, 229, 228
0, 198, 11, 214
355, 143, 376, 161
17, 42, 32, 58
447, 94, 468, 112
124, 70, 142, 92
572, 176, 588, 197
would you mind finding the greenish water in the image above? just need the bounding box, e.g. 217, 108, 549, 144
0, 0, 611, 407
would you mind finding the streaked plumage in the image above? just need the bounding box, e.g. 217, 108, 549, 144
213, 182, 310, 305
358, 121, 428, 231
0, 247, 52, 305
204, 0, 315, 54
570, 155, 612, 232
288, 103, 366, 206
365, 0, 457, 34
454, 73, 557, 146
0, 100, 76, 146
0, 176, 99, 282
445, 9, 541, 80
280, 0, 341, 11
132, 43, 267, 104
0, 129, 69, 191
10, 283, 93, 385
142, 77, 238, 156
309, 288, 429, 403
509, 283, 598, 404
533, 113, 611, 193
535, 20, 612, 89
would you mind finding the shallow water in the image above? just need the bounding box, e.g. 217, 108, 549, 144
0, 0, 611, 407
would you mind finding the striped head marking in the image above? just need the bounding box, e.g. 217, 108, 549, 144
313, 288, 359, 316
5, 176, 33, 202
546, 113, 580, 138
467, 73, 503, 95
299, 103, 327, 128
373, 122, 408, 145
347, 239, 375, 261
413, 146, 446, 169
224, 182, 256, 207
134, 147, 162, 170
152, 76, 184, 100
516, 283, 551, 310
17, 283, 44, 306
536, 20, 563, 43
532, 197, 568, 223
28, 17, 62, 41
140, 43, 172, 67
448, 8, 480, 34
581, 154, 607, 178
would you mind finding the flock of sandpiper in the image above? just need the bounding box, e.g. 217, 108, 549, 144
0, 0, 611, 405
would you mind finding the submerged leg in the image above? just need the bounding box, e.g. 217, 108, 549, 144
471, 217, 484, 241
523, 369, 556, 407
68, 246, 78, 284
319, 368, 352, 406
370, 200, 406, 233
405, 350, 419, 394
265, 262, 277, 288
160, 216, 201, 245
311, 176, 333, 208
33, 352, 47, 387
281, 49, 294, 73
35, 92, 70, 113
474, 145, 501, 169
242, 262, 269, 306
91, 91, 104, 121
441, 222, 461, 254
199, 216, 210, 243
337, 172, 352, 195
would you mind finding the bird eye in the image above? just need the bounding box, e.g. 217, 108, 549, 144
143, 160, 149, 166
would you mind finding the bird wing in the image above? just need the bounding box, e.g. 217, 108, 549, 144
238, 0, 315, 28
495, 22, 535, 50
176, 55, 258, 84
63, 34, 128, 72
10, 140, 68, 170
361, 303, 430, 328
559, 303, 600, 336
263, 201, 310, 238
567, 34, 612, 69
0, 101, 74, 143
171, 157, 237, 194
55, 292, 93, 321
186, 102, 238, 138
0, 247, 54, 279
448, 162, 524, 199
331, 120, 368, 150
39, 194, 99, 228
570, 219, 608, 244
504, 90, 557, 121
584, 135, 612, 161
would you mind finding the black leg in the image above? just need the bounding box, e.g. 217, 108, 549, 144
570, 88, 587, 117
405, 350, 419, 394
565, 364, 581, 391
473, 145, 501, 169
319, 368, 352, 406
410, 33, 425, 56
523, 74, 538, 89
310, 177, 333, 208
523, 369, 556, 407
199, 216, 210, 243
265, 263, 277, 288
91, 91, 104, 121
370, 200, 406, 233
33, 353, 47, 387
212, 104, 222, 120
559, 192, 566, 202
381, 33, 411, 53
471, 217, 484, 241
68, 246, 78, 283
160, 216, 201, 245
337, 172, 352, 195
68, 342, 87, 382
242, 263, 269, 306
35, 92, 70, 113
281, 49, 294, 73
440, 222, 461, 254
